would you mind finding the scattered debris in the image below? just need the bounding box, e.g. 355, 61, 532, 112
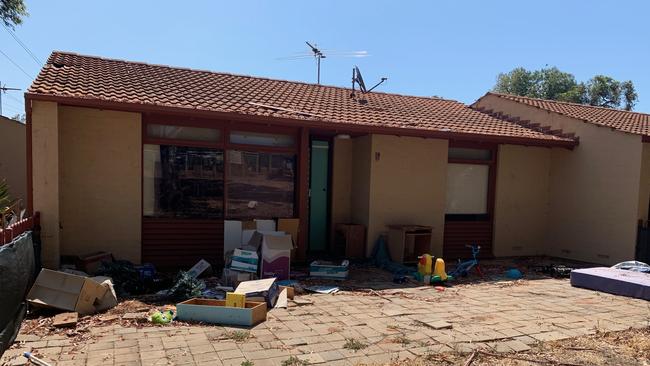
463, 350, 477, 366
275, 288, 288, 308
305, 285, 339, 294
23, 352, 52, 366
52, 312, 78, 328
612, 260, 650, 273
167, 271, 205, 301
535, 264, 574, 278
187, 259, 212, 278
122, 312, 148, 321
76, 251, 113, 275
95, 260, 148, 296
310, 260, 350, 279
505, 268, 523, 279
291, 297, 313, 306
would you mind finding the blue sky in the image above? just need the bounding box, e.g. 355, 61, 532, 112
1, 1, 649, 118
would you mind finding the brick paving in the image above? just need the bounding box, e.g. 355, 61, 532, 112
2, 278, 649, 366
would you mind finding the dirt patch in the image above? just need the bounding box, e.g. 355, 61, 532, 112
376, 327, 650, 366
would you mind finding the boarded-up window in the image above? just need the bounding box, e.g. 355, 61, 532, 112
445, 163, 489, 215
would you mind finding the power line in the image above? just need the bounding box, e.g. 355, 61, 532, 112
3, 24, 42, 67
5, 93, 23, 105
0, 49, 33, 79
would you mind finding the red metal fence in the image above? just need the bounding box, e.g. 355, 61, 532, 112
0, 216, 35, 246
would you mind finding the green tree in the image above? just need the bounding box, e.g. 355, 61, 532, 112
493, 67, 638, 111
0, 0, 27, 29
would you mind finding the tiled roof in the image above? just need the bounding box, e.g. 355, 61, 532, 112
490, 92, 650, 137
28, 52, 574, 144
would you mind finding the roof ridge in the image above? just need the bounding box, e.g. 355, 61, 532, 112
488, 91, 650, 117
48, 51, 456, 104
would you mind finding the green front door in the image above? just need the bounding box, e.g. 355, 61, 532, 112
309, 140, 330, 252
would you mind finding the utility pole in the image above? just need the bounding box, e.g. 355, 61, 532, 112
0, 81, 21, 117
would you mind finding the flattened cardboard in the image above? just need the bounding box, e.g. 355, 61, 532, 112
187, 259, 212, 278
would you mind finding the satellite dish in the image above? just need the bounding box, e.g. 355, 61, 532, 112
354, 66, 367, 93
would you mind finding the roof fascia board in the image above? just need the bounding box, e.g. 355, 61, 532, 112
25, 93, 577, 149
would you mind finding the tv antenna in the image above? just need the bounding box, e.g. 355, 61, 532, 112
351, 66, 387, 98
0, 81, 20, 117
277, 42, 369, 84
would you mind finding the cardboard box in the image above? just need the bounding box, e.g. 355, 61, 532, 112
76, 251, 113, 275
261, 235, 294, 280
231, 249, 259, 273
310, 260, 350, 280
222, 268, 257, 287
254, 219, 276, 232
242, 220, 256, 230
277, 218, 300, 245
27, 269, 117, 315
224, 220, 243, 259
241, 229, 256, 247
176, 298, 266, 326
234, 278, 280, 308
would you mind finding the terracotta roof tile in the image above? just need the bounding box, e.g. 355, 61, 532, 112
490, 92, 650, 136
28, 52, 575, 144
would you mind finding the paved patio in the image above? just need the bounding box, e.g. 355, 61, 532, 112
2, 277, 649, 366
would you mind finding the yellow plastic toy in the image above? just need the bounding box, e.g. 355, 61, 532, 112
433, 258, 448, 281
225, 292, 245, 308
417, 254, 433, 275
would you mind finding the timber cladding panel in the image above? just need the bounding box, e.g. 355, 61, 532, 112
443, 221, 493, 260
142, 218, 224, 268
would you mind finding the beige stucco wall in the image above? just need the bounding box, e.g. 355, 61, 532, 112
493, 145, 550, 256
31, 101, 60, 268
0, 117, 26, 203
59, 106, 142, 263
330, 137, 353, 241
350, 135, 372, 230
638, 143, 650, 223
366, 135, 448, 256
476, 95, 643, 264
